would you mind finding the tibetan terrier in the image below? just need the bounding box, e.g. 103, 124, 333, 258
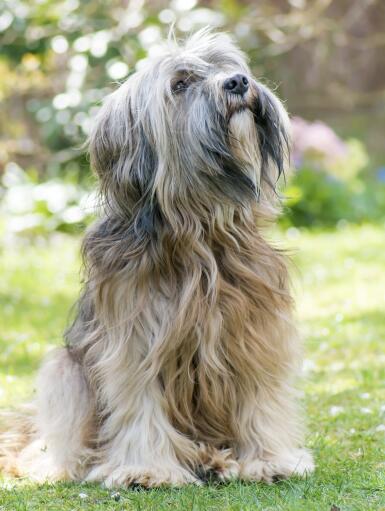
0, 30, 314, 487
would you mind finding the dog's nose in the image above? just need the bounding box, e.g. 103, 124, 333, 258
223, 74, 249, 95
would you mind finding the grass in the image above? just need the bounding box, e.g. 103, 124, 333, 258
0, 224, 384, 510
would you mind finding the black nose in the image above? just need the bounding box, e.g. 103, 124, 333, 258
223, 74, 249, 95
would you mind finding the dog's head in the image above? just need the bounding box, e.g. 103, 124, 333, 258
90, 30, 290, 232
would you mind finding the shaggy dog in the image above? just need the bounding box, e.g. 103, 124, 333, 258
0, 30, 314, 487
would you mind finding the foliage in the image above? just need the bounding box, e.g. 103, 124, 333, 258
0, 162, 95, 238
282, 119, 385, 227
1, 225, 385, 509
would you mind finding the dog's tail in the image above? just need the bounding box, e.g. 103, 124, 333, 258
0, 403, 37, 476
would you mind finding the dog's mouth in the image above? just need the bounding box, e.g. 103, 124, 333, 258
226, 83, 258, 120
231, 104, 248, 114
227, 103, 251, 124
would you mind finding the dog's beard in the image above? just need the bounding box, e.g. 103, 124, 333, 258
228, 109, 261, 189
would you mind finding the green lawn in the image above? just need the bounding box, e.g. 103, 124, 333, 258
0, 224, 384, 510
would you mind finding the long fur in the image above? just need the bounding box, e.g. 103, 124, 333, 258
0, 29, 314, 486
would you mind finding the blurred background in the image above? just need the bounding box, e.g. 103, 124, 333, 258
0, 0, 384, 235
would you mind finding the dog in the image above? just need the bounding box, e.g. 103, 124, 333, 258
0, 29, 314, 487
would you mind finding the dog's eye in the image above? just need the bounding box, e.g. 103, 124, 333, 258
173, 80, 188, 93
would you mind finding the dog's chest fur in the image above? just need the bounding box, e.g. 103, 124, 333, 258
155, 229, 293, 446
67, 213, 295, 448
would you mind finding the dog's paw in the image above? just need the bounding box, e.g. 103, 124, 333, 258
197, 445, 239, 482
86, 463, 200, 488
269, 449, 315, 480
15, 439, 69, 482
215, 456, 240, 482
241, 449, 314, 483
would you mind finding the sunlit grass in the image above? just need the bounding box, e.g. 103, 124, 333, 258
0, 236, 80, 406
1, 224, 385, 510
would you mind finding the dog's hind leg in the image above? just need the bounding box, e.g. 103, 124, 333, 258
15, 347, 95, 481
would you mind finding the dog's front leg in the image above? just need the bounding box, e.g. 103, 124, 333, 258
85, 375, 199, 488
236, 382, 314, 482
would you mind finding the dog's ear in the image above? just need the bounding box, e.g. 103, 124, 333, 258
252, 84, 291, 192
88, 84, 161, 235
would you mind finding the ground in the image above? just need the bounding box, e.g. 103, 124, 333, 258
0, 224, 384, 511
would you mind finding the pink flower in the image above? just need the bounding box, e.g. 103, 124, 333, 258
291, 116, 348, 168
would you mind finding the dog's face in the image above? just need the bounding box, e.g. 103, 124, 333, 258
90, 30, 290, 230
